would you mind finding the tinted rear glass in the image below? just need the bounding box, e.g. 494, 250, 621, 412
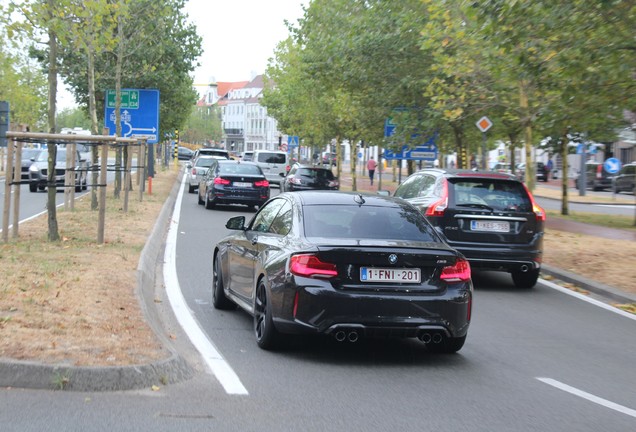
195, 157, 216, 167
450, 179, 532, 212
298, 168, 335, 180
304, 204, 439, 241
257, 153, 286, 164
219, 163, 263, 175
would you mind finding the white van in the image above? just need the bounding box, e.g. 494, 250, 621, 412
253, 150, 289, 185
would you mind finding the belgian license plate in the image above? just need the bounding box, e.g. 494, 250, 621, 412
233, 182, 252, 188
360, 267, 421, 283
471, 220, 510, 232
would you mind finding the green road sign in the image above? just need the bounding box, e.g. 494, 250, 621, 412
106, 90, 140, 109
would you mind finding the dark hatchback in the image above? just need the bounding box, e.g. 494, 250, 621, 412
213, 192, 473, 352
198, 159, 270, 210
575, 161, 614, 191
279, 164, 339, 192
393, 169, 545, 288
18, 148, 43, 180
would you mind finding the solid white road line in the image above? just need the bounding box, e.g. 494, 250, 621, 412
163, 174, 248, 395
537, 377, 636, 419
540, 278, 636, 322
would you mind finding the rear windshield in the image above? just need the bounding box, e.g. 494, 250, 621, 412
195, 157, 217, 167
451, 179, 532, 212
257, 153, 286, 164
219, 163, 263, 176
304, 204, 439, 242
298, 168, 335, 180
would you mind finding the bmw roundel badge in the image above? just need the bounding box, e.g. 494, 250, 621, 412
388, 254, 398, 264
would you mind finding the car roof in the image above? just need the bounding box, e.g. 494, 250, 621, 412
414, 168, 520, 181
289, 190, 405, 207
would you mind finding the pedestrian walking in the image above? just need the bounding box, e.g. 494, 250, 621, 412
367, 156, 378, 186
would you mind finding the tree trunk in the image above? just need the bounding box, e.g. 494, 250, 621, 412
350, 139, 357, 192
519, 80, 535, 191
87, 44, 100, 210
46, 11, 60, 242
114, 16, 124, 199
561, 130, 569, 216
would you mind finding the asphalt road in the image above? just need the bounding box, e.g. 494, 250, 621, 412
1, 176, 635, 432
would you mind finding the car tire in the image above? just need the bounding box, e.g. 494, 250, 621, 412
197, 191, 204, 205
213, 255, 235, 310
29, 182, 37, 193
427, 335, 466, 354
205, 193, 215, 209
188, 183, 195, 194
511, 268, 540, 289
254, 280, 282, 350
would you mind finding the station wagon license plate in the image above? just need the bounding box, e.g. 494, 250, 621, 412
360, 267, 421, 283
233, 182, 252, 188
470, 220, 510, 232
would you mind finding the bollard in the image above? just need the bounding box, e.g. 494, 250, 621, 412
148, 176, 152, 195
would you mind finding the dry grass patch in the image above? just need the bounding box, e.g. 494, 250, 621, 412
0, 167, 178, 366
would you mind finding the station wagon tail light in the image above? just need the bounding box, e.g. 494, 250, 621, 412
425, 179, 448, 217
254, 180, 269, 187
596, 164, 602, 179
191, 168, 197, 176
440, 258, 471, 282
214, 177, 231, 185
522, 183, 546, 222
290, 254, 337, 278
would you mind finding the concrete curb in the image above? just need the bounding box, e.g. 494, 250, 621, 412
541, 264, 636, 305
0, 169, 194, 391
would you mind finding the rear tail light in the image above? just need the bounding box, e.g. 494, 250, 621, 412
425, 179, 448, 217
522, 183, 546, 222
290, 254, 337, 278
596, 164, 602, 179
328, 180, 339, 188
191, 168, 197, 176
214, 177, 231, 185
440, 258, 471, 282
286, 165, 291, 172
254, 180, 269, 187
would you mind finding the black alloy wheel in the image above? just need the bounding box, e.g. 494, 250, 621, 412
212, 255, 235, 310
205, 192, 215, 209
254, 281, 281, 350
29, 182, 37, 192
511, 268, 540, 289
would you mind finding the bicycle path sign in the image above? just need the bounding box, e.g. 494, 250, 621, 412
104, 89, 160, 143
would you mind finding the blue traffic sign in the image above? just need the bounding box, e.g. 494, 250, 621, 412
104, 89, 160, 143
287, 135, 299, 147
604, 157, 621, 174
384, 135, 438, 161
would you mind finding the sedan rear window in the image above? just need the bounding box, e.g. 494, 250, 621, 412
304, 204, 439, 241
298, 168, 335, 180
451, 180, 532, 212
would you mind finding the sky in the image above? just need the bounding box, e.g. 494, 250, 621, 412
184, 0, 307, 91
59, 0, 307, 109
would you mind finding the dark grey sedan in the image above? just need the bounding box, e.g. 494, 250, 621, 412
213, 191, 473, 352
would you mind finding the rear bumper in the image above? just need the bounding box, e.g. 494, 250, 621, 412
272, 280, 472, 338
450, 242, 542, 272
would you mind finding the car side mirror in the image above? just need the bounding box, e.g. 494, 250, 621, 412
186, 162, 192, 169
226, 215, 246, 231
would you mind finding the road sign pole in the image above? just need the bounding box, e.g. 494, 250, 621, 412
482, 132, 487, 170
579, 144, 586, 197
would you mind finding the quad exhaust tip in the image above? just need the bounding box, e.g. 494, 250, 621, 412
418, 332, 443, 344
334, 329, 359, 343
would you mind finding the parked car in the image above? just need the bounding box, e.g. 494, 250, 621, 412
612, 162, 635, 194
279, 164, 339, 192
192, 147, 230, 161
491, 162, 512, 174
213, 191, 472, 351
392, 168, 545, 288
28, 148, 88, 192
322, 151, 337, 166
241, 151, 254, 162
186, 155, 223, 193
252, 150, 289, 185
198, 159, 270, 210
17, 148, 43, 180
575, 161, 615, 191
515, 162, 549, 182
177, 147, 194, 161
